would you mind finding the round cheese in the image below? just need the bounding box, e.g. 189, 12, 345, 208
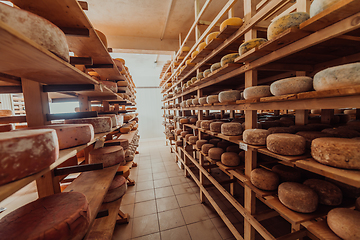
203, 69, 212, 77
191, 51, 199, 59
251, 168, 280, 191
279, 182, 318, 213
296, 131, 333, 148
189, 117, 197, 124
189, 136, 198, 144
201, 120, 214, 130
0, 192, 90, 240
196, 140, 208, 149
220, 17, 243, 31
271, 164, 302, 182
267, 12, 310, 40
244, 86, 271, 99
202, 143, 215, 154
181, 131, 189, 137
0, 123, 13, 132
206, 32, 220, 44
89, 146, 125, 167
199, 97, 207, 105
311, 138, 360, 169
268, 127, 295, 134
210, 62, 222, 72
303, 179, 342, 206
221, 152, 241, 167
181, 46, 191, 52
209, 138, 221, 146
197, 42, 207, 52
65, 117, 112, 134
221, 122, 243, 136
219, 90, 241, 102
0, 129, 59, 186
314, 63, 360, 91
207, 95, 219, 104
185, 134, 193, 142
327, 208, 360, 239
176, 140, 183, 146
210, 122, 224, 133
187, 99, 193, 106
208, 147, 224, 160
105, 139, 129, 150
180, 118, 189, 124
196, 120, 203, 128
221, 53, 239, 67
239, 38, 267, 55
226, 145, 241, 153
103, 175, 127, 203
270, 76, 313, 96
0, 3, 70, 61
197, 72, 204, 81
322, 128, 360, 138
310, 0, 339, 17
243, 129, 270, 146
192, 99, 199, 105
267, 133, 306, 155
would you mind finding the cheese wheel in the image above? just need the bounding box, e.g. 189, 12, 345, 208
197, 72, 204, 80
226, 145, 241, 153
310, 0, 339, 17
278, 182, 318, 213
176, 140, 183, 146
65, 117, 112, 134
192, 99, 199, 105
267, 133, 306, 155
191, 51, 199, 59
115, 57, 125, 65
105, 139, 129, 150
311, 138, 360, 169
243, 129, 270, 146
0, 129, 59, 185
0, 109, 12, 116
219, 90, 241, 102
250, 168, 280, 191
180, 118, 189, 124
207, 95, 219, 104
206, 32, 220, 44
210, 62, 222, 72
203, 69, 211, 77
113, 58, 124, 72
196, 120, 203, 128
271, 164, 302, 182
181, 131, 189, 137
117, 165, 130, 179
0, 3, 69, 61
125, 149, 131, 158
296, 131, 333, 148
217, 140, 232, 150
117, 81, 128, 87
210, 122, 223, 133
221, 152, 241, 167
243, 86, 271, 99
196, 140, 208, 149
303, 179, 342, 206
185, 59, 195, 66
189, 117, 197, 124
268, 127, 295, 134
270, 77, 313, 96
181, 46, 191, 52
197, 42, 207, 52
185, 134, 194, 142
103, 175, 127, 203
202, 143, 215, 154
190, 77, 197, 83
199, 97, 207, 105
327, 208, 360, 239
99, 114, 117, 127
221, 53, 239, 67
267, 12, 310, 40
0, 123, 13, 132
189, 136, 198, 144
201, 120, 214, 130
322, 128, 360, 138
220, 17, 243, 31
221, 122, 243, 136
186, 99, 193, 106
239, 38, 267, 55
0, 192, 90, 240
89, 146, 125, 167
209, 138, 221, 146
208, 147, 224, 160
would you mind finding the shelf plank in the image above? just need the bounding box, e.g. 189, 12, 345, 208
305, 220, 341, 240
295, 158, 360, 188
257, 148, 309, 164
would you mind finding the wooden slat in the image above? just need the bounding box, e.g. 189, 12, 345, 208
0, 115, 26, 124
257, 148, 309, 164
305, 220, 341, 240
297, 85, 360, 100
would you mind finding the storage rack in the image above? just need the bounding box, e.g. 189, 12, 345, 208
0, 0, 138, 239
161, 0, 360, 239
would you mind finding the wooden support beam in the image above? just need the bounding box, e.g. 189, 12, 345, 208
0, 72, 21, 84
43, 84, 94, 92
0, 86, 22, 93
79, 95, 91, 112
60, 27, 89, 37
85, 64, 113, 69
46, 111, 98, 121
70, 56, 93, 65
321, 109, 334, 124
54, 163, 103, 176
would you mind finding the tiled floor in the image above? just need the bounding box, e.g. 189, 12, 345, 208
112, 139, 236, 240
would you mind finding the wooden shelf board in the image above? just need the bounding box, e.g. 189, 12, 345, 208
207, 63, 242, 79
295, 158, 360, 188
257, 148, 308, 164
117, 129, 139, 143
204, 38, 223, 51
305, 220, 341, 240
217, 25, 241, 40
216, 161, 244, 171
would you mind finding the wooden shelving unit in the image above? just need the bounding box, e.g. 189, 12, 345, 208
161, 0, 360, 239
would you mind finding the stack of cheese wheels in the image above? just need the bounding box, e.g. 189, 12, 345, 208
196, 140, 208, 149
267, 12, 310, 40
313, 63, 360, 91
243, 129, 270, 145
206, 32, 220, 44
310, 0, 340, 17
327, 208, 360, 239
296, 131, 332, 149
65, 116, 112, 134
89, 146, 125, 167
250, 168, 279, 191
104, 139, 129, 150
0, 123, 13, 132
189, 136, 198, 144
210, 122, 224, 133
239, 38, 267, 55
117, 165, 130, 179
221, 53, 239, 67
220, 17, 243, 31
0, 192, 90, 240
202, 143, 214, 154
270, 76, 313, 96
303, 179, 342, 206
219, 90, 241, 102
221, 152, 241, 167
267, 133, 306, 155
0, 3, 70, 62
208, 147, 224, 160
199, 97, 208, 105
201, 120, 214, 130
271, 164, 301, 182
103, 175, 127, 203
278, 182, 318, 213
203, 69, 211, 77
244, 86, 271, 99
221, 122, 243, 136
0, 129, 59, 185
210, 62, 222, 72
207, 95, 219, 104
311, 138, 360, 169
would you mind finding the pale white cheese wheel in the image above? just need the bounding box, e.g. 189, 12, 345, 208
201, 120, 215, 130
267, 133, 306, 155
311, 138, 360, 169
65, 116, 112, 133
196, 120, 203, 128
89, 146, 125, 167
327, 208, 360, 240
210, 122, 224, 133
0, 3, 69, 61
243, 129, 270, 146
313, 63, 360, 91
310, 0, 340, 17
99, 114, 117, 127
278, 182, 318, 213
244, 86, 271, 99
0, 129, 59, 185
219, 90, 241, 102
270, 77, 313, 96
192, 99, 199, 105
221, 152, 241, 167
221, 122, 243, 136
303, 179, 342, 206
208, 147, 224, 160
251, 168, 279, 191
207, 95, 219, 104
103, 175, 127, 203
199, 97, 207, 105
202, 143, 215, 154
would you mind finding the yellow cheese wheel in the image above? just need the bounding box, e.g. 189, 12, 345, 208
239, 38, 267, 55
220, 17, 243, 31
206, 32, 220, 45
181, 46, 191, 52
115, 58, 125, 65
191, 51, 199, 59
185, 59, 193, 66
88, 71, 101, 81
197, 42, 207, 52
203, 69, 211, 77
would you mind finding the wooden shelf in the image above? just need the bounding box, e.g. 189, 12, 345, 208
257, 148, 309, 165
304, 220, 341, 240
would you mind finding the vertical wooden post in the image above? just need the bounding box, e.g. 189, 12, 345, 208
114, 104, 120, 111
321, 109, 334, 124
78, 95, 90, 112
297, 0, 311, 13
197, 89, 206, 202
356, 109, 360, 120
274, 110, 280, 116
103, 101, 110, 112
228, 7, 234, 18
295, 110, 308, 125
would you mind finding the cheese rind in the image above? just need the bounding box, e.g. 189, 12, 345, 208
210, 62, 222, 72
251, 168, 279, 191
267, 133, 306, 155
103, 175, 127, 203
189, 136, 198, 144
201, 120, 214, 130
203, 69, 211, 77
202, 143, 215, 154
199, 97, 208, 105
243, 129, 270, 146
270, 77, 313, 96
239, 38, 267, 55
210, 122, 224, 133
221, 152, 241, 167
207, 95, 219, 104
89, 146, 125, 167
221, 53, 239, 67
303, 179, 342, 206
208, 147, 224, 160
310, 0, 340, 17
206, 32, 220, 44
220, 17, 243, 31
327, 208, 360, 239
219, 90, 241, 102
243, 86, 271, 99
65, 117, 112, 133
221, 122, 243, 136
196, 140, 208, 149
105, 139, 129, 150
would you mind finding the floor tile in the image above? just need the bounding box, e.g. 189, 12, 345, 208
158, 208, 185, 231
167, 170, 184, 177
134, 200, 157, 217
169, 176, 189, 185
120, 203, 134, 217
135, 189, 155, 203
131, 232, 160, 240
187, 219, 222, 240
137, 174, 153, 182
152, 167, 167, 173
176, 193, 199, 207
154, 186, 174, 199
211, 217, 234, 239
136, 181, 154, 192
181, 204, 209, 224
172, 183, 194, 195
132, 214, 159, 238
153, 178, 171, 188
156, 195, 179, 212
122, 192, 136, 205
160, 226, 191, 240
112, 218, 133, 240
152, 172, 168, 180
